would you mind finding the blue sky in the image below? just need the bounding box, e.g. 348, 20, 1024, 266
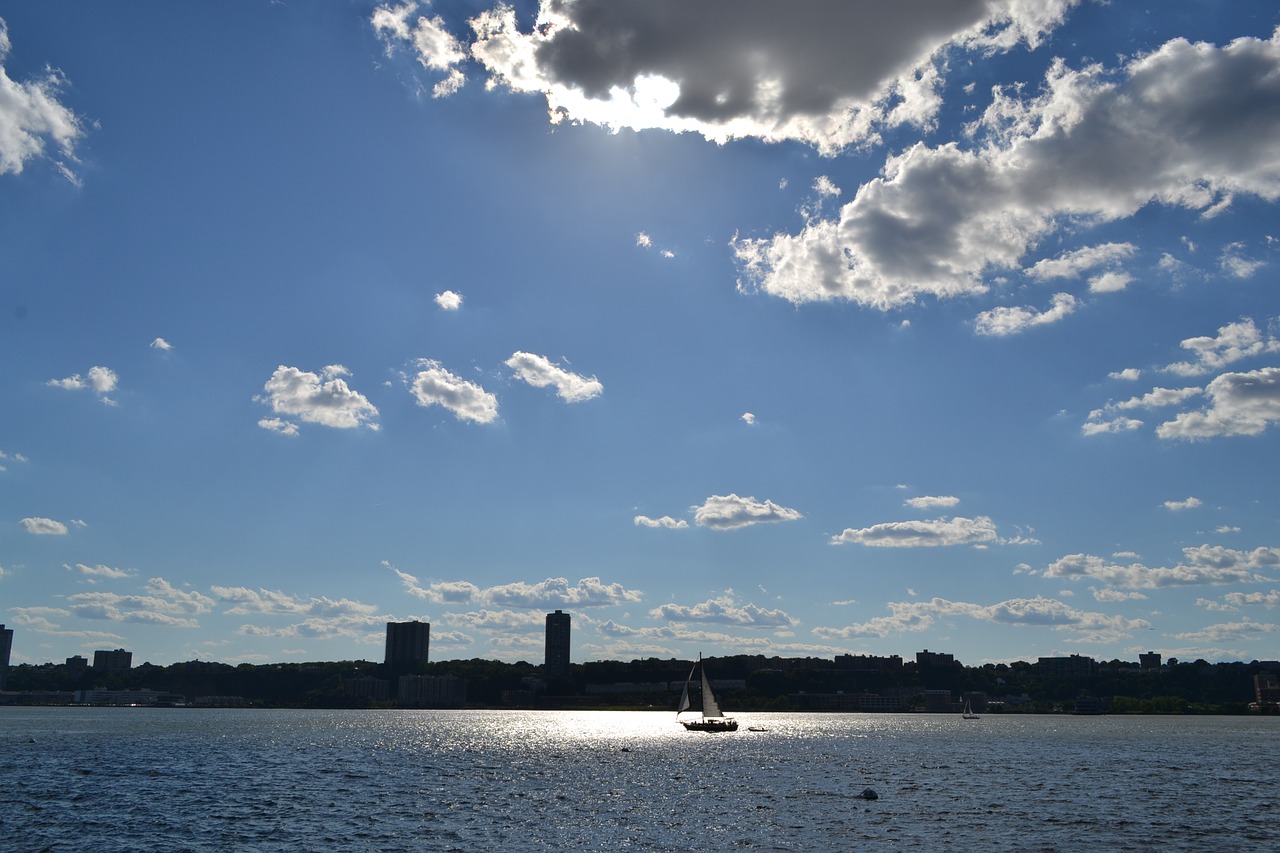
3, 0, 1279, 668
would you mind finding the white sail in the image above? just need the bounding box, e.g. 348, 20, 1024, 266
700, 666, 723, 718
677, 660, 696, 715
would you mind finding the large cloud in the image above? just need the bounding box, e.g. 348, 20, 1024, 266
734, 29, 1280, 310
0, 19, 85, 181
376, 0, 1074, 152
255, 365, 379, 432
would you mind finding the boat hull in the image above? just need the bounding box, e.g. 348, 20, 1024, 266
681, 718, 738, 732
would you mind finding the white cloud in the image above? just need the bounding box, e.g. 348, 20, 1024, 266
67, 577, 215, 628
1045, 545, 1279, 589
444, 609, 545, 633
1023, 242, 1136, 280
434, 290, 463, 310
1161, 318, 1280, 377
634, 515, 689, 530
21, 517, 68, 535
506, 351, 603, 403
257, 417, 300, 437
371, 2, 468, 97
904, 495, 960, 510
1088, 271, 1132, 293
1219, 242, 1265, 278
813, 595, 1148, 641
1220, 590, 1280, 609
0, 19, 85, 181
47, 366, 119, 405
741, 412, 756, 425
832, 515, 997, 548
692, 493, 802, 531
1156, 367, 1280, 439
650, 592, 798, 628
1083, 385, 1202, 436
65, 563, 134, 580
1110, 368, 1141, 381
255, 365, 379, 433
1163, 496, 1202, 511
211, 586, 378, 617
635, 232, 653, 248
734, 30, 1280, 310
149, 337, 173, 351
404, 359, 499, 423
973, 293, 1078, 336
1174, 619, 1279, 644
812, 176, 841, 197
387, 562, 643, 607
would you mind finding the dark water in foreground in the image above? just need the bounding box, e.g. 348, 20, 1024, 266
2, 708, 1276, 851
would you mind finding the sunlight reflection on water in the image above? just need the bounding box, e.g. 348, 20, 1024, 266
4, 708, 1278, 851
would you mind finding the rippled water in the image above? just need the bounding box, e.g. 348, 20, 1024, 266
3, 708, 1277, 851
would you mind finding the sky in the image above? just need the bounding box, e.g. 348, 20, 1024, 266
2, 1, 1279, 670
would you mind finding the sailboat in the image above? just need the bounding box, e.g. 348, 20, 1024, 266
962, 697, 980, 720
677, 655, 738, 732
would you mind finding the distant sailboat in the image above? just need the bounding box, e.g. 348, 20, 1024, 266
678, 655, 738, 732
962, 698, 979, 720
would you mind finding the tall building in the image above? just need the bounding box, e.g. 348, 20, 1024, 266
93, 648, 133, 674
545, 609, 571, 681
385, 620, 430, 670
0, 624, 12, 690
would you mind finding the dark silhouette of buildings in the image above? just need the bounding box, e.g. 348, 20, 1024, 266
93, 649, 132, 674
384, 621, 430, 670
0, 624, 12, 690
545, 610, 571, 681
1037, 654, 1099, 678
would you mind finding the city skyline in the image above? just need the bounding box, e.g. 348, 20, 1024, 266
3, 2, 1280, 669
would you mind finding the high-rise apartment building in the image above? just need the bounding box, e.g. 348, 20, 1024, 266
0, 624, 12, 690
545, 609, 571, 681
385, 620, 430, 670
93, 648, 133, 674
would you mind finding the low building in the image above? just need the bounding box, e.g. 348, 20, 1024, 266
398, 674, 465, 707
75, 688, 184, 706
344, 676, 390, 700
921, 689, 953, 712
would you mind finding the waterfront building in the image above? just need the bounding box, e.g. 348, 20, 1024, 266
344, 676, 390, 700
384, 621, 430, 670
1255, 673, 1280, 707
1037, 654, 1098, 678
1139, 651, 1162, 671
74, 688, 184, 706
545, 609, 571, 681
0, 624, 12, 690
66, 655, 89, 675
922, 689, 953, 712
92, 648, 133, 674
397, 674, 465, 707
